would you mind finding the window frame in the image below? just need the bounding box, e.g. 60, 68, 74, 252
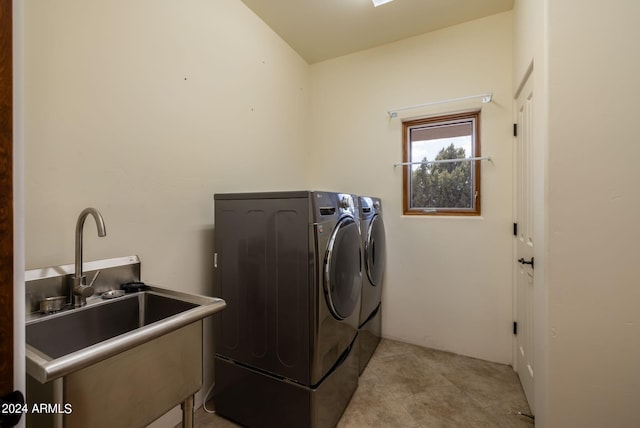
402, 111, 481, 216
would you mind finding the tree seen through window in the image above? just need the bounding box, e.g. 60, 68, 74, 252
412, 143, 472, 209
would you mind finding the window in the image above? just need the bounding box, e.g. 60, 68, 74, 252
402, 111, 481, 216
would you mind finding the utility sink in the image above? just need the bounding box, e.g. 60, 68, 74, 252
25, 286, 226, 428
28, 292, 198, 360
26, 286, 225, 383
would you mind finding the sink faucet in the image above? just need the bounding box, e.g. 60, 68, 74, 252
72, 207, 107, 307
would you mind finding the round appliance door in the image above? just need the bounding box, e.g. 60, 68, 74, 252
324, 216, 362, 320
366, 214, 386, 286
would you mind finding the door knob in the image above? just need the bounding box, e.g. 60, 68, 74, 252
518, 257, 534, 269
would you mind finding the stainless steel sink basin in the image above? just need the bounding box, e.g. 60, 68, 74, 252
26, 286, 225, 383
27, 292, 197, 359
25, 286, 226, 428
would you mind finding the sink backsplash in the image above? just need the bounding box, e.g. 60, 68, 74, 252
25, 255, 141, 315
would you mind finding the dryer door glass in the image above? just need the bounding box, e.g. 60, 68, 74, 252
324, 216, 362, 320
366, 214, 386, 286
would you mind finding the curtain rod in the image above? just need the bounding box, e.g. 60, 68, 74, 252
388, 93, 493, 118
393, 156, 491, 167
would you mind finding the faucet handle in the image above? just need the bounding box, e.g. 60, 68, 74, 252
76, 283, 95, 298
78, 270, 101, 297
73, 270, 100, 299
88, 270, 101, 288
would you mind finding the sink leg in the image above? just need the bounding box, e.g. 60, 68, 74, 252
181, 395, 194, 428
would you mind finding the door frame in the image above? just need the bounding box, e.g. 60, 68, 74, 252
0, 0, 15, 398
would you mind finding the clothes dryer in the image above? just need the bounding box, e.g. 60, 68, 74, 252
213, 191, 362, 428
358, 196, 386, 374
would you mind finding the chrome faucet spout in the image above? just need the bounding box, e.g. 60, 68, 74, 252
72, 207, 107, 306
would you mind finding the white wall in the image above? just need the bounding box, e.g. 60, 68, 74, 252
545, 1, 640, 427
24, 0, 309, 274
24, 0, 309, 426
308, 12, 514, 364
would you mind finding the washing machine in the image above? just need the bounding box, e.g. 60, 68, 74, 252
358, 196, 386, 374
212, 191, 362, 428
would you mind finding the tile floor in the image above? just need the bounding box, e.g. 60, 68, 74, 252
190, 339, 534, 427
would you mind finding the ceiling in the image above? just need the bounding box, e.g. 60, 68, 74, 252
240, 0, 514, 64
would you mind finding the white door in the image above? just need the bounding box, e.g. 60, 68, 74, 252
514, 74, 535, 413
